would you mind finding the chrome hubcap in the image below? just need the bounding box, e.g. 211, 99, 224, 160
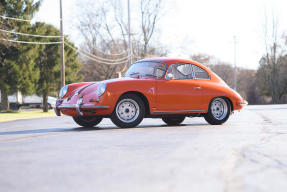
211, 98, 228, 120
116, 99, 140, 123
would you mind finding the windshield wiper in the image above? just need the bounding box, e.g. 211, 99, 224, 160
144, 74, 157, 77
129, 72, 140, 76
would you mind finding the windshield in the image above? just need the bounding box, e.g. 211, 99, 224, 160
125, 61, 166, 78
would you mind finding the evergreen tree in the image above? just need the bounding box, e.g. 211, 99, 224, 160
33, 22, 82, 112
0, 0, 41, 110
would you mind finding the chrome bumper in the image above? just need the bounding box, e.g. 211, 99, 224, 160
240, 100, 248, 106
54, 107, 61, 116
56, 104, 109, 116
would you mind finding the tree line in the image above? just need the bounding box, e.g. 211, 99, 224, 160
0, 0, 81, 112
78, 0, 287, 105
1, 0, 287, 113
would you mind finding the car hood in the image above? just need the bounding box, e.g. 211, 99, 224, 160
76, 77, 155, 97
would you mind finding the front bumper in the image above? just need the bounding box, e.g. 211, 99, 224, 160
55, 102, 109, 116
240, 100, 248, 106
234, 99, 248, 110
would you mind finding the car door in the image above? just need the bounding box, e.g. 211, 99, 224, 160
155, 63, 204, 112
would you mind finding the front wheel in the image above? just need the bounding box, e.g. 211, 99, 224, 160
204, 97, 231, 125
73, 116, 103, 127
162, 116, 185, 126
111, 94, 145, 128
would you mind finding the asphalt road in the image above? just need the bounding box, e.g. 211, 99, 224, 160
0, 105, 287, 192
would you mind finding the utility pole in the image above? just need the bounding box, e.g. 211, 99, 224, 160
60, 0, 65, 87
127, 0, 133, 66
233, 36, 237, 91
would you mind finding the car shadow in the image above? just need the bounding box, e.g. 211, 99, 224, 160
0, 123, 208, 136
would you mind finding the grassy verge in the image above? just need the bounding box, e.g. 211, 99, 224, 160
0, 109, 56, 123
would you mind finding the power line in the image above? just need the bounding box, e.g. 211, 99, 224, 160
65, 42, 131, 62
1, 38, 61, 45
65, 42, 130, 64
0, 28, 61, 38
92, 48, 128, 56
65, 42, 130, 65
0, 15, 31, 22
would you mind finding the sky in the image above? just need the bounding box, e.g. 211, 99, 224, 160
33, 0, 287, 70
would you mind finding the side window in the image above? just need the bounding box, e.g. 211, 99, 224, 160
166, 63, 193, 79
155, 68, 165, 78
193, 65, 210, 80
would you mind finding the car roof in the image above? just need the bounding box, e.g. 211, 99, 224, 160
136, 57, 210, 71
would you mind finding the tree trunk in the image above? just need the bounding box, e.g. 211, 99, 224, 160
0, 89, 10, 111
42, 91, 48, 112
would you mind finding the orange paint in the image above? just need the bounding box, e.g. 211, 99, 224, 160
56, 58, 247, 117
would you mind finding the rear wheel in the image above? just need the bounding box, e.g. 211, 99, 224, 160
204, 97, 231, 125
162, 116, 185, 126
111, 94, 145, 128
73, 116, 103, 127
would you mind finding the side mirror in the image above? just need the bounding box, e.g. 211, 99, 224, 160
166, 73, 174, 80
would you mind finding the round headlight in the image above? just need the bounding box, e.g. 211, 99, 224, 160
59, 85, 68, 98
97, 83, 107, 97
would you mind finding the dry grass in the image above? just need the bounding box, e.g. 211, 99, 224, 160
0, 109, 56, 122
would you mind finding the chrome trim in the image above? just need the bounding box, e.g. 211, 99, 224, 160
240, 102, 248, 106
54, 107, 61, 116
76, 104, 83, 116
74, 82, 97, 96
57, 105, 109, 109
76, 98, 83, 116
81, 105, 109, 109
152, 110, 205, 114
58, 106, 76, 109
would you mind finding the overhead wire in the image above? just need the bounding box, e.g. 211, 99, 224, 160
0, 15, 129, 63
1, 38, 61, 45
65, 42, 129, 65
65, 42, 130, 62
93, 48, 128, 56
0, 28, 61, 38
0, 15, 31, 22
65, 42, 130, 61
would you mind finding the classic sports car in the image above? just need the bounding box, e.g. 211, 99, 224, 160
55, 57, 247, 128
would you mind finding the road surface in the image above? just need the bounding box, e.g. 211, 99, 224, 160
0, 105, 287, 192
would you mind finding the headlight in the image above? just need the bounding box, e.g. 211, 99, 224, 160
97, 83, 107, 97
59, 85, 68, 98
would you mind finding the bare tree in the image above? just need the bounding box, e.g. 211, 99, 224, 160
257, 11, 287, 103
191, 53, 261, 104
78, 0, 166, 81
140, 0, 162, 57
78, 2, 128, 81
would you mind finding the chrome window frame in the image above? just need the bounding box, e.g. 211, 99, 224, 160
165, 63, 194, 80
126, 61, 167, 79
192, 65, 211, 80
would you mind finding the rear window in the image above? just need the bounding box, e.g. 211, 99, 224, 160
193, 65, 210, 80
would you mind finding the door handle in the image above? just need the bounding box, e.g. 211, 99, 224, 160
193, 87, 201, 90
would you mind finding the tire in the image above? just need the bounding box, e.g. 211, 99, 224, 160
111, 94, 145, 128
204, 97, 231, 125
162, 116, 185, 126
73, 116, 103, 127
